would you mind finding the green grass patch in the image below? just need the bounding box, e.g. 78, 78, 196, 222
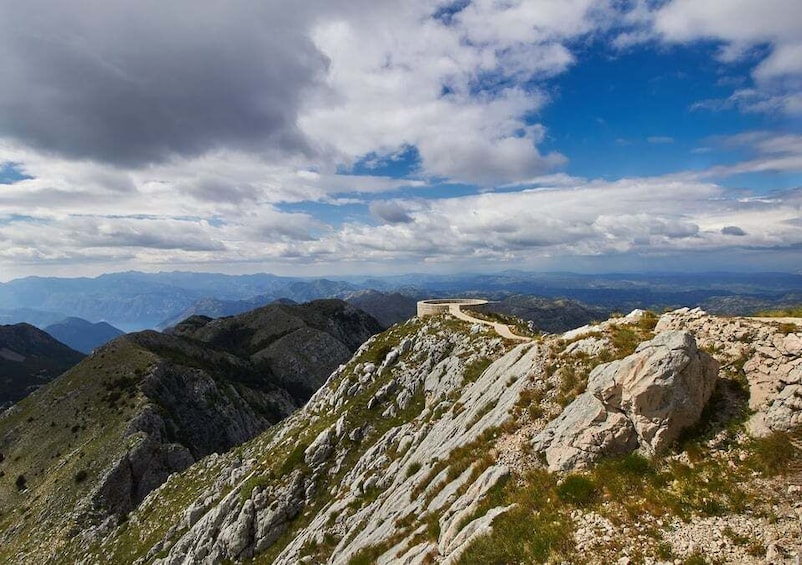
754, 305, 802, 317
744, 431, 797, 476
456, 469, 573, 564
463, 357, 493, 384
556, 475, 597, 505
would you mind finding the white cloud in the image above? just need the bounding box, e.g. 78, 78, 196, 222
299, 177, 802, 267
626, 0, 802, 116
297, 0, 603, 185
753, 42, 802, 83
0, 1, 799, 278
654, 0, 800, 44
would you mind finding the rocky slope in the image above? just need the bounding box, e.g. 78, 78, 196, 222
0, 300, 380, 562
12, 307, 790, 565
0, 323, 85, 409
45, 317, 125, 354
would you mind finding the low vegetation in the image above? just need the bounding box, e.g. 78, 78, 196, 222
5, 306, 800, 564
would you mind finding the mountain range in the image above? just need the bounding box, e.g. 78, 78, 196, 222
1, 270, 801, 332
1, 300, 799, 563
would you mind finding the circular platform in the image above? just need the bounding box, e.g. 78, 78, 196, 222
416, 298, 488, 317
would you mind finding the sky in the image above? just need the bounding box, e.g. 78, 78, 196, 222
0, 0, 801, 281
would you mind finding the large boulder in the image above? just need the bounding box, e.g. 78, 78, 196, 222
532, 330, 718, 471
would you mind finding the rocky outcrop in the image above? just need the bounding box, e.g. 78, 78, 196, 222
656, 308, 802, 435
532, 330, 718, 471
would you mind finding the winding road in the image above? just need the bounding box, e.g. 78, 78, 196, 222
447, 303, 532, 342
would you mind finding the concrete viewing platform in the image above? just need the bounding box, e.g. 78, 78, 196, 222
416, 298, 531, 342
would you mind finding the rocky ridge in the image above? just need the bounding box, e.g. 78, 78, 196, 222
60, 307, 800, 564
2, 307, 800, 564
0, 300, 380, 563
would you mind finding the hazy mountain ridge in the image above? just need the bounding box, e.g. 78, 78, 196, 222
44, 317, 124, 354
4, 306, 795, 563
0, 300, 381, 560
1, 270, 800, 332
0, 323, 85, 409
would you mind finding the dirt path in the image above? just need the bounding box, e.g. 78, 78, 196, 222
749, 317, 802, 324
447, 303, 532, 342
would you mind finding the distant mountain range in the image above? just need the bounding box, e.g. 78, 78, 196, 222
0, 270, 800, 331
0, 323, 85, 409
44, 317, 125, 354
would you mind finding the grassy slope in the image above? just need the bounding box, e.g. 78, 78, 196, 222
0, 338, 155, 561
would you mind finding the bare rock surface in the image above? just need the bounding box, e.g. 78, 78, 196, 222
656, 308, 802, 435
532, 330, 718, 471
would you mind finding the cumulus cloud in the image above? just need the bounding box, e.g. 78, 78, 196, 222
0, 0, 329, 166
298, 0, 592, 185
0, 0, 597, 184
615, 0, 802, 116
301, 178, 802, 266
721, 225, 747, 236
0, 1, 799, 278
369, 201, 414, 224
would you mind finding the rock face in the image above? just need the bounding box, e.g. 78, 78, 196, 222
144, 316, 528, 565
532, 330, 718, 471
656, 307, 802, 435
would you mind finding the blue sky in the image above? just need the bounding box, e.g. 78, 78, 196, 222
0, 0, 800, 280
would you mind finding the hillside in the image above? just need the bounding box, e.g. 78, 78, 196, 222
2, 306, 796, 563
0, 300, 381, 561
344, 290, 420, 328
0, 323, 85, 409
484, 294, 608, 333
45, 317, 125, 354
158, 289, 419, 332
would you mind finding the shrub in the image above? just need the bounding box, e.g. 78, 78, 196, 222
746, 431, 796, 476
15, 474, 27, 491
611, 453, 653, 476
682, 551, 709, 565
556, 474, 596, 505
74, 469, 88, 483
279, 442, 309, 476
405, 461, 422, 478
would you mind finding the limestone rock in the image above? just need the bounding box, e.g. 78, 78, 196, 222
533, 330, 718, 471
305, 424, 337, 468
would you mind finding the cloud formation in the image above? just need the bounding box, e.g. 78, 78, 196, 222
651, 0, 802, 115
0, 0, 329, 166
0, 1, 799, 279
